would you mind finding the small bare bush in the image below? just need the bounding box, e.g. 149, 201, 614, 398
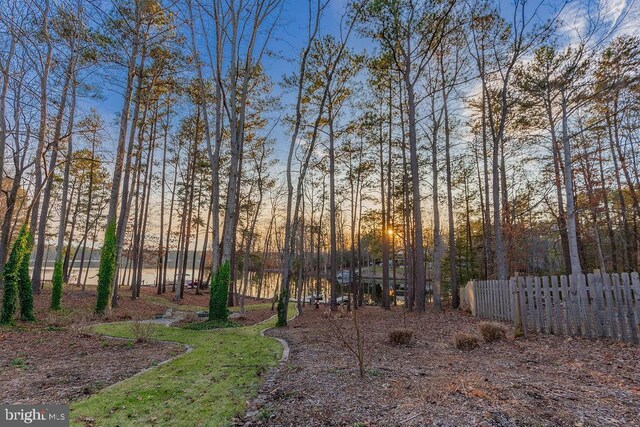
453, 332, 479, 351
388, 328, 413, 346
70, 315, 93, 337
328, 309, 370, 378
130, 319, 156, 343
478, 321, 507, 343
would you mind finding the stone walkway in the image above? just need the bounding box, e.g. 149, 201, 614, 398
140, 308, 187, 326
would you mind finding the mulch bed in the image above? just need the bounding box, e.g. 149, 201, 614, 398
243, 306, 640, 426
0, 289, 185, 405
0, 330, 183, 404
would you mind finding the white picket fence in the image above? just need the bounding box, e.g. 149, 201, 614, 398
467, 272, 640, 344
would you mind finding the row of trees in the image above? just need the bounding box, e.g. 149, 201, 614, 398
0, 0, 638, 323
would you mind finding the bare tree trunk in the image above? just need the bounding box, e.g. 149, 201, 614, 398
30, 0, 53, 242
430, 103, 442, 310
379, 114, 390, 310
158, 101, 171, 294
57, 66, 78, 283
113, 41, 147, 307
63, 183, 82, 281
0, 19, 16, 200
441, 71, 457, 308
165, 152, 180, 293
561, 93, 582, 275
33, 43, 75, 291
405, 75, 427, 311
329, 106, 339, 311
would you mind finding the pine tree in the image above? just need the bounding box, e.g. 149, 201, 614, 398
208, 261, 229, 321
50, 259, 63, 310
18, 230, 35, 321
1, 225, 27, 324
95, 221, 116, 315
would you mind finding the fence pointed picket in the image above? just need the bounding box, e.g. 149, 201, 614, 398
612, 274, 628, 342
560, 275, 572, 335
477, 280, 482, 317
497, 280, 502, 319
534, 277, 544, 333
551, 276, 563, 335
495, 279, 500, 319
483, 281, 488, 318
568, 275, 580, 336
630, 272, 640, 322
485, 280, 490, 318
491, 280, 497, 319
621, 273, 638, 344
482, 281, 488, 318
579, 274, 593, 338
518, 277, 528, 336
499, 280, 504, 319
509, 278, 521, 334
574, 274, 585, 337
505, 280, 511, 321
601, 273, 617, 339
526, 277, 536, 332
542, 276, 552, 334
589, 273, 606, 338
497, 280, 503, 320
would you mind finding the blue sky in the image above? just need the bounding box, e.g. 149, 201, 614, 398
86, 0, 639, 167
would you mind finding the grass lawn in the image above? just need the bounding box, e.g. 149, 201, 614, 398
70, 305, 294, 426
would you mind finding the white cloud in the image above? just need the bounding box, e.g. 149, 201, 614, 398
601, 0, 627, 24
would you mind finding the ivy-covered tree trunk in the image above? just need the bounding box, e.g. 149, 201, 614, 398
50, 260, 63, 310
1, 225, 27, 324
95, 221, 117, 315
276, 287, 288, 327
209, 261, 230, 321
18, 230, 35, 321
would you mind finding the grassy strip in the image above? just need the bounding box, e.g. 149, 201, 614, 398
70, 305, 294, 426
182, 319, 239, 330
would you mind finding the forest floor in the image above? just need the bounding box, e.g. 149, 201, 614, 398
0, 287, 276, 406
243, 305, 640, 427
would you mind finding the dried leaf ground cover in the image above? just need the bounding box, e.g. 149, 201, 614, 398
0, 289, 184, 404
247, 306, 640, 426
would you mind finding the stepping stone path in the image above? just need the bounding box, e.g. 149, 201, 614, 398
141, 308, 187, 326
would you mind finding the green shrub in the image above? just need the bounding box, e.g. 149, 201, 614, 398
18, 230, 35, 321
1, 225, 27, 324
50, 259, 63, 311
208, 261, 230, 321
95, 221, 116, 315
